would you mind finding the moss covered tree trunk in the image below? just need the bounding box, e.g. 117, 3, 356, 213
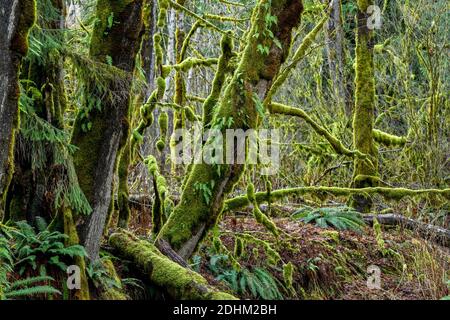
71, 0, 145, 260
0, 0, 36, 218
5, 0, 69, 224
350, 0, 378, 213
157, 0, 304, 259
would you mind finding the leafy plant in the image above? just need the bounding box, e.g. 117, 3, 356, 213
208, 254, 284, 300
85, 257, 121, 290
292, 206, 366, 232
1, 234, 60, 300
194, 181, 214, 205
10, 219, 86, 275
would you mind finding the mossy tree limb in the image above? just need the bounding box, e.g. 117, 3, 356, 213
109, 231, 237, 300
224, 186, 450, 212
71, 0, 146, 260
158, 0, 304, 260
0, 0, 36, 218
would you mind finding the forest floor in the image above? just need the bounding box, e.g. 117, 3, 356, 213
120, 204, 449, 300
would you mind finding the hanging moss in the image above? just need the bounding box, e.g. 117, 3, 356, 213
234, 237, 244, 258
202, 33, 234, 128
117, 141, 132, 228
144, 156, 168, 233
157, 0, 169, 28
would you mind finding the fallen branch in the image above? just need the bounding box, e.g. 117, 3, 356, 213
364, 214, 450, 247
109, 231, 237, 300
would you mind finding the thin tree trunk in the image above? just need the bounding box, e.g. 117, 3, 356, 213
323, 0, 348, 116
350, 0, 378, 213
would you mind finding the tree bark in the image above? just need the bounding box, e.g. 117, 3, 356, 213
6, 0, 69, 224
71, 0, 146, 260
0, 0, 36, 218
158, 0, 304, 259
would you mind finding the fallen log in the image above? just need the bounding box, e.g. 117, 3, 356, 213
364, 214, 449, 247
108, 231, 237, 300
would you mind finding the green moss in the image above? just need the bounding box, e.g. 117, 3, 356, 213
224, 186, 450, 212
373, 129, 407, 147
159, 112, 169, 136
144, 156, 168, 233
63, 209, 90, 300
117, 142, 131, 228
157, 0, 169, 28
202, 33, 234, 128
109, 231, 237, 300
283, 262, 294, 290
100, 258, 128, 300
10, 0, 37, 56
351, 0, 378, 212
234, 237, 244, 258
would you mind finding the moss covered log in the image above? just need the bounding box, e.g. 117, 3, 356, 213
71, 0, 146, 260
109, 231, 237, 300
0, 0, 36, 218
158, 0, 304, 259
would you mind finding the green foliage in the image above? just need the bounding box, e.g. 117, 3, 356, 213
292, 206, 366, 232
208, 254, 284, 300
10, 220, 87, 275
86, 256, 121, 290
194, 181, 215, 205
1, 233, 60, 300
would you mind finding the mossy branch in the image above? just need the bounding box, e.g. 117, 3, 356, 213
270, 102, 367, 159
180, 20, 203, 60
224, 186, 450, 212
108, 231, 237, 300
165, 57, 219, 72
204, 14, 248, 23
264, 7, 330, 106
373, 129, 407, 147
218, 0, 247, 7
168, 0, 235, 37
